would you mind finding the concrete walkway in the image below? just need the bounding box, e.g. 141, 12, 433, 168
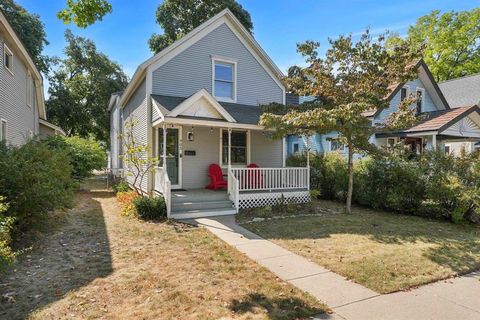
191, 216, 480, 320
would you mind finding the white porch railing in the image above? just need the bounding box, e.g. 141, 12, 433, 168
227, 169, 240, 212
154, 166, 171, 217
229, 167, 310, 192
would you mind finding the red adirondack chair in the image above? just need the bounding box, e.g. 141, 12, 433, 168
247, 163, 263, 189
206, 164, 227, 190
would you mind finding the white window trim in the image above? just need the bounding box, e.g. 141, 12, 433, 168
3, 44, 13, 75
292, 142, 300, 154
0, 119, 7, 142
26, 71, 33, 107
212, 56, 237, 103
416, 87, 425, 113
329, 139, 345, 152
219, 128, 250, 167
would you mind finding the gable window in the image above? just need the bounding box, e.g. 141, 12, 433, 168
400, 86, 409, 101
416, 88, 424, 114
213, 57, 236, 102
221, 129, 248, 165
4, 44, 13, 74
26, 72, 33, 107
0, 119, 7, 142
293, 142, 300, 153
330, 139, 345, 152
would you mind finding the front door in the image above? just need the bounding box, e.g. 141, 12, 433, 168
158, 127, 182, 189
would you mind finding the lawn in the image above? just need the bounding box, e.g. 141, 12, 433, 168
0, 177, 328, 319
238, 200, 480, 294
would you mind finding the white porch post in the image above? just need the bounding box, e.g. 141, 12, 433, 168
162, 123, 167, 169
228, 128, 232, 170
306, 136, 310, 168
432, 134, 437, 151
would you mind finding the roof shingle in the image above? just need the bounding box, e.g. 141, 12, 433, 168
439, 74, 480, 108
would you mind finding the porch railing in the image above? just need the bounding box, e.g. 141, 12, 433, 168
154, 166, 171, 217
227, 169, 240, 212
229, 167, 310, 192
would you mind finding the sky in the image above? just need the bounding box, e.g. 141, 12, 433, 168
16, 0, 480, 79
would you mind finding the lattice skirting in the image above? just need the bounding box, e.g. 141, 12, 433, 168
238, 191, 311, 209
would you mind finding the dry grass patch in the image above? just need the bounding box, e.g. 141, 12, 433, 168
0, 176, 327, 319
238, 200, 480, 294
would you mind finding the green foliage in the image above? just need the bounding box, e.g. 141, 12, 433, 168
0, 196, 15, 271
0, 0, 50, 74
0, 141, 75, 232
387, 9, 480, 81
112, 180, 130, 195
43, 135, 106, 180
57, 0, 112, 28
149, 0, 253, 53
133, 196, 166, 221
46, 30, 128, 144
262, 30, 421, 213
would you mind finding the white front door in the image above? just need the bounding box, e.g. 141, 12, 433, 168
158, 126, 182, 189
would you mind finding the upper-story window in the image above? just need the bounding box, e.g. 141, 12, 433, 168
212, 56, 236, 102
4, 44, 13, 74
400, 86, 409, 102
0, 119, 7, 142
27, 72, 33, 107
330, 139, 345, 152
416, 88, 424, 114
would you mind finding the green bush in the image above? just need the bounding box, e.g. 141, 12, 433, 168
133, 196, 166, 220
0, 196, 15, 271
43, 135, 106, 180
112, 180, 130, 194
0, 141, 75, 232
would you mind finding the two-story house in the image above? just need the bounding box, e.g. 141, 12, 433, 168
287, 61, 480, 157
0, 11, 64, 146
109, 9, 310, 219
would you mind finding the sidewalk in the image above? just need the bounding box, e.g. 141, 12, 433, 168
192, 215, 480, 320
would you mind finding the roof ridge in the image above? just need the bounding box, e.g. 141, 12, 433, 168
439, 72, 480, 84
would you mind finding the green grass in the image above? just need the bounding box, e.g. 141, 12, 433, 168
238, 200, 480, 294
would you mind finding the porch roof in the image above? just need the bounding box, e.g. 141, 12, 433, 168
151, 94, 262, 125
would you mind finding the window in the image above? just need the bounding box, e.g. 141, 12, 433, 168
26, 72, 33, 107
222, 130, 247, 165
416, 88, 424, 114
444, 145, 451, 154
293, 142, 300, 153
330, 139, 345, 151
0, 119, 7, 142
400, 86, 409, 101
213, 57, 236, 102
4, 44, 13, 74
387, 137, 396, 147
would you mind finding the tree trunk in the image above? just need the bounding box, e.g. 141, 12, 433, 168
346, 142, 354, 214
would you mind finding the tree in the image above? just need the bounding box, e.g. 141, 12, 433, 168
46, 30, 128, 144
58, 0, 112, 28
0, 0, 50, 74
148, 0, 253, 54
388, 9, 480, 82
260, 31, 421, 213
120, 118, 159, 196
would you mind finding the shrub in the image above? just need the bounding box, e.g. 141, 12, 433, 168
116, 191, 139, 217
112, 180, 130, 194
43, 135, 106, 180
0, 197, 15, 271
133, 196, 166, 220
0, 141, 75, 232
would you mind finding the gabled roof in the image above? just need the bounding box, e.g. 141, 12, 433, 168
151, 94, 263, 125
120, 9, 285, 107
0, 11, 46, 119
439, 73, 480, 108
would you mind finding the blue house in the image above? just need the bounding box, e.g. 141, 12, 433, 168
286, 60, 480, 157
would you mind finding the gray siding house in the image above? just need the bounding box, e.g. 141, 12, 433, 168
109, 9, 310, 219
0, 11, 64, 146
287, 61, 480, 157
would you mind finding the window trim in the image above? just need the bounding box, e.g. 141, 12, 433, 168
329, 138, 345, 152
0, 119, 7, 142
400, 85, 409, 102
212, 56, 237, 103
219, 128, 250, 167
26, 71, 33, 107
415, 87, 425, 114
3, 44, 13, 75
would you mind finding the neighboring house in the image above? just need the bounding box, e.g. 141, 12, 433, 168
0, 11, 64, 146
287, 61, 480, 157
109, 9, 310, 219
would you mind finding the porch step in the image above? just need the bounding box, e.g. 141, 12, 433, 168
171, 208, 236, 220
171, 191, 229, 203
172, 200, 233, 211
